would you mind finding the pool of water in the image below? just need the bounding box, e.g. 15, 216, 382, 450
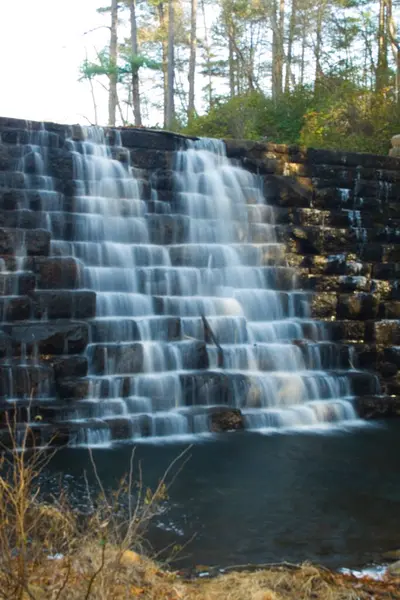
46, 420, 400, 569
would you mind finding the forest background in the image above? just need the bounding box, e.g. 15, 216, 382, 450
19, 1, 400, 153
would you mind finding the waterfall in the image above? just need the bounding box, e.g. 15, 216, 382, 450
2, 123, 379, 446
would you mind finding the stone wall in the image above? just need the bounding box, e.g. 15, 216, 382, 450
0, 115, 400, 444
225, 139, 400, 419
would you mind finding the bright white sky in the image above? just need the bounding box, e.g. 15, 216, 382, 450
0, 0, 110, 125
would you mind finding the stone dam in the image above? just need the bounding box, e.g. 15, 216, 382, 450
0, 115, 399, 447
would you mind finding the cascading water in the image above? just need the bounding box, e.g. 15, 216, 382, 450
2, 124, 378, 446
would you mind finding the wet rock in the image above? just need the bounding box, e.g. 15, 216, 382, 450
51, 356, 88, 379
0, 296, 33, 321
26, 257, 81, 289
0, 228, 50, 256
90, 344, 143, 375
372, 321, 400, 345
355, 395, 400, 419
290, 226, 322, 255
336, 293, 380, 320
383, 347, 400, 368
387, 560, 400, 577
0, 365, 54, 399
32, 291, 96, 319
210, 408, 244, 432
379, 362, 398, 378
265, 175, 312, 207
150, 169, 174, 192
119, 128, 187, 151
241, 156, 278, 175
146, 214, 187, 245
130, 149, 173, 171
5, 321, 89, 354
56, 377, 89, 400
380, 301, 400, 319
328, 320, 365, 342
310, 292, 337, 319
348, 371, 380, 396
382, 374, 400, 396
382, 549, 400, 561
352, 344, 380, 370
180, 372, 230, 406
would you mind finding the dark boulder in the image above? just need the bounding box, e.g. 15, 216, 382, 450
210, 408, 244, 432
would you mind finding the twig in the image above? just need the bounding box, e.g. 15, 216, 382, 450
84, 542, 107, 600
54, 559, 72, 600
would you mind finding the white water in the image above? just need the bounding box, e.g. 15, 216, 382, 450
3, 125, 380, 445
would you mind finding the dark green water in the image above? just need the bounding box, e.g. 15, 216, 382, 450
46, 421, 400, 569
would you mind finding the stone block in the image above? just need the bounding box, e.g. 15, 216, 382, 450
118, 128, 188, 151
0, 296, 33, 321
150, 169, 174, 192
347, 370, 380, 396
0, 228, 50, 256
0, 365, 54, 399
32, 291, 96, 319
310, 292, 337, 319
5, 321, 90, 354
328, 320, 365, 342
25, 257, 81, 289
51, 356, 88, 379
379, 361, 398, 378
355, 395, 400, 419
383, 347, 400, 368
372, 263, 400, 280
337, 293, 380, 320
130, 149, 173, 171
56, 378, 89, 400
210, 408, 244, 432
372, 321, 400, 345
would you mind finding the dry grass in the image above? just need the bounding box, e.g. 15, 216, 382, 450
0, 417, 399, 599
2, 554, 400, 600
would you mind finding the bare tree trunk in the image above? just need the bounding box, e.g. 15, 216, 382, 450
117, 93, 127, 125
90, 79, 99, 125
228, 32, 236, 97
314, 6, 323, 86
201, 0, 213, 109
388, 0, 400, 101
376, 0, 388, 91
188, 0, 197, 120
271, 0, 284, 100
130, 0, 142, 126
108, 0, 118, 127
300, 20, 306, 86
285, 0, 297, 93
157, 3, 169, 127
166, 0, 175, 128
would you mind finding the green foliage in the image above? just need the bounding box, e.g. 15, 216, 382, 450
182, 89, 314, 143
300, 82, 400, 154
80, 49, 118, 81
80, 48, 161, 85
119, 50, 161, 75
181, 81, 400, 155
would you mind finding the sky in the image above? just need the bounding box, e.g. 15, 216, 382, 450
0, 0, 110, 125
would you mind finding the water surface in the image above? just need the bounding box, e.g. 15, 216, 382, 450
47, 421, 400, 569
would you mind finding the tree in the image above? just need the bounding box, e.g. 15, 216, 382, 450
166, 0, 175, 126
188, 0, 198, 119
108, 0, 119, 126
129, 0, 142, 125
